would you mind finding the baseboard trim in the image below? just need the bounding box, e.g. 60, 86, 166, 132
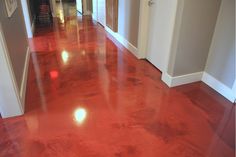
202, 72, 235, 103
105, 26, 139, 59
232, 81, 236, 103
162, 72, 203, 87
20, 47, 30, 112
162, 71, 235, 103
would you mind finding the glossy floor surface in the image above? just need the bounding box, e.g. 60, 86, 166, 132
0, 2, 235, 157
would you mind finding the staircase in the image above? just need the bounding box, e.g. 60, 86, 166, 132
37, 0, 53, 25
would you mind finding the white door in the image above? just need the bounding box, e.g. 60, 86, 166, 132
146, 0, 178, 72
97, 0, 106, 26
76, 0, 83, 13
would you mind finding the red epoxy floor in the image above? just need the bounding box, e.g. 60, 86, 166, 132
0, 4, 235, 157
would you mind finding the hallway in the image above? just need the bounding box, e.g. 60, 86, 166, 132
0, 3, 235, 157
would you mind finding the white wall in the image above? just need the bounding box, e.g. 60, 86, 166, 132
76, 0, 83, 13
117, 0, 140, 47
205, 0, 235, 89
0, 0, 29, 93
0, 0, 29, 117
167, 0, 221, 76
105, 0, 140, 58
162, 0, 235, 102
92, 0, 98, 20
0, 24, 23, 118
97, 0, 106, 26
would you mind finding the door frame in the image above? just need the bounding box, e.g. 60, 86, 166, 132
49, 0, 57, 17
21, 0, 33, 38
137, 0, 181, 72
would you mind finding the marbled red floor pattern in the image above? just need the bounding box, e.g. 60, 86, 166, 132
0, 4, 235, 157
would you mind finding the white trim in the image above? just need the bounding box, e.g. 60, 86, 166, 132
105, 26, 139, 58
92, 0, 98, 21
162, 71, 236, 103
202, 72, 235, 103
161, 72, 203, 87
21, 0, 33, 38
161, 72, 173, 87
0, 24, 23, 118
49, 0, 57, 17
20, 47, 30, 111
232, 81, 236, 102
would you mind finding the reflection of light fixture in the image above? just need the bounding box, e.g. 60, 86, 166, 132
50, 70, 58, 79
82, 50, 86, 56
74, 108, 87, 124
61, 50, 69, 63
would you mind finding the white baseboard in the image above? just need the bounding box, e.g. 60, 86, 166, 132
20, 47, 30, 112
232, 81, 236, 102
162, 71, 235, 103
161, 72, 173, 87
162, 72, 203, 87
105, 26, 139, 59
202, 72, 235, 103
